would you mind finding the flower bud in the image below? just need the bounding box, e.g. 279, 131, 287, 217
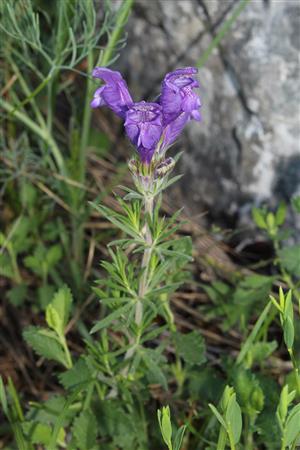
155, 157, 175, 178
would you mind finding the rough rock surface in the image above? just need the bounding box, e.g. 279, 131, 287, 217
116, 0, 300, 226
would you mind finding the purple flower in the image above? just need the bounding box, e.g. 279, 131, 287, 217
124, 101, 163, 164
90, 66, 202, 165
90, 67, 133, 118
160, 67, 201, 125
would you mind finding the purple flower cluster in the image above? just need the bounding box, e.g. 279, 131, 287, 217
91, 67, 201, 164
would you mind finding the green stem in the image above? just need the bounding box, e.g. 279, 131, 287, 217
236, 301, 272, 365
101, 0, 134, 68
227, 427, 236, 450
197, 0, 250, 67
244, 415, 254, 450
59, 334, 73, 369
217, 426, 227, 450
288, 349, 300, 396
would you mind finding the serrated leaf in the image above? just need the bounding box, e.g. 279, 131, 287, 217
59, 359, 92, 389
7, 284, 27, 306
0, 254, 14, 278
23, 326, 67, 367
51, 285, 73, 330
142, 350, 167, 390
22, 422, 52, 445
73, 410, 97, 450
247, 341, 277, 366
175, 331, 206, 366
46, 304, 63, 335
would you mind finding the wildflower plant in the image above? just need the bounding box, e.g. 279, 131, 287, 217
89, 66, 202, 392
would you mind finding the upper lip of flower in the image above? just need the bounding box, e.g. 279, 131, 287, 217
164, 67, 199, 92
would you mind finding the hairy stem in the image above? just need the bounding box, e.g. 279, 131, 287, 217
135, 196, 153, 325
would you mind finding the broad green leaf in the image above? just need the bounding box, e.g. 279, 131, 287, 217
225, 395, 242, 444
252, 207, 267, 229
22, 422, 52, 445
175, 331, 206, 366
51, 285, 73, 329
283, 317, 294, 350
46, 304, 63, 335
73, 410, 97, 450
284, 290, 294, 322
292, 196, 300, 213
285, 404, 300, 446
275, 202, 286, 226
23, 326, 67, 367
46, 244, 62, 268
278, 245, 300, 277
59, 359, 92, 389
158, 406, 172, 448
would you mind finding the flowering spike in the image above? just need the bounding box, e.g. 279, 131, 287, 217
90, 66, 201, 165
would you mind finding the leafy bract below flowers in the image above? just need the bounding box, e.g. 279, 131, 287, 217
90, 66, 201, 192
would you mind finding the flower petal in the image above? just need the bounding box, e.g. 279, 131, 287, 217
161, 112, 189, 150
91, 67, 133, 118
140, 123, 162, 149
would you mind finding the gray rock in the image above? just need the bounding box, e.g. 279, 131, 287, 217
116, 0, 300, 226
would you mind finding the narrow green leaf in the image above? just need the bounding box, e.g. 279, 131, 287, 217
173, 425, 186, 450
90, 303, 133, 334
237, 302, 271, 365
0, 376, 8, 417
208, 404, 227, 429
283, 317, 294, 350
